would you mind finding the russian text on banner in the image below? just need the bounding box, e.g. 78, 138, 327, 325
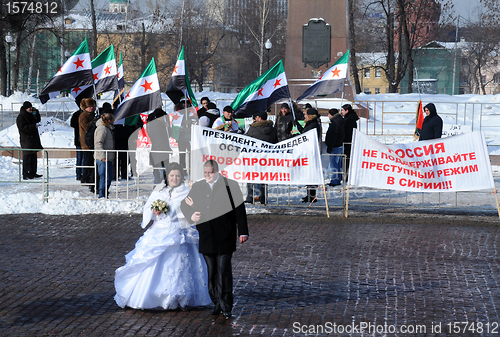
348, 129, 494, 192
190, 125, 323, 185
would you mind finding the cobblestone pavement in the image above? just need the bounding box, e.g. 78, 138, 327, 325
1, 211, 500, 336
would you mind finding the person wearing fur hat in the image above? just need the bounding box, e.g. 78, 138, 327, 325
296, 108, 322, 203
16, 101, 43, 180
244, 111, 277, 204
419, 103, 443, 141
78, 98, 97, 191
94, 112, 116, 198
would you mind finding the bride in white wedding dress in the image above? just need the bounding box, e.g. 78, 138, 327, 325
114, 163, 212, 310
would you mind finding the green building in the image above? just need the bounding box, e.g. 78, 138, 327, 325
400, 41, 461, 95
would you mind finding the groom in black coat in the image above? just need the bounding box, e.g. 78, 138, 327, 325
181, 159, 249, 319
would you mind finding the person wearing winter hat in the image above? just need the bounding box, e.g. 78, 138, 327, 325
419, 103, 443, 141
213, 106, 240, 133
296, 108, 322, 203
198, 102, 220, 128
275, 102, 295, 142
16, 101, 43, 180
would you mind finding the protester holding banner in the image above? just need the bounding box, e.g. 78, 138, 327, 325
213, 106, 241, 133
419, 103, 443, 141
296, 108, 322, 203
244, 110, 277, 204
341, 104, 359, 177
275, 103, 295, 142
325, 108, 345, 187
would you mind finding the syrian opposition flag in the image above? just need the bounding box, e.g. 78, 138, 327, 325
296, 50, 350, 102
39, 39, 94, 103
414, 100, 424, 139
165, 46, 198, 109
113, 53, 125, 102
114, 58, 162, 122
231, 60, 290, 118
168, 110, 184, 141
71, 45, 119, 105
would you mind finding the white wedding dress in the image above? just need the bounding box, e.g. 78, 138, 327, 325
114, 184, 212, 310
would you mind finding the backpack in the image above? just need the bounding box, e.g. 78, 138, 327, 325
85, 119, 98, 149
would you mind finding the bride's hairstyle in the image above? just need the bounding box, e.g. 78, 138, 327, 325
164, 162, 185, 187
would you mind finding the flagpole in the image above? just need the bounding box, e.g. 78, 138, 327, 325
322, 184, 330, 218
344, 185, 350, 218
288, 97, 297, 121
494, 187, 500, 218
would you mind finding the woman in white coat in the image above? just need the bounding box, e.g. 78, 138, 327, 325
114, 162, 211, 310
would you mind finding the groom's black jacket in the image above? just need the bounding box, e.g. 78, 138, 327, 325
181, 176, 248, 255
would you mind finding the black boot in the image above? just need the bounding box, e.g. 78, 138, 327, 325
301, 187, 317, 203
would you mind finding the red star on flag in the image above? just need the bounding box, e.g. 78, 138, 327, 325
117, 73, 121, 79
331, 67, 341, 77
93, 72, 99, 81
257, 87, 264, 96
173, 65, 179, 74
73, 57, 85, 69
125, 92, 130, 99
171, 113, 181, 121
141, 80, 153, 92
72, 87, 82, 95
273, 79, 282, 88
104, 65, 112, 75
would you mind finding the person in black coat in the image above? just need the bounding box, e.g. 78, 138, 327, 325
419, 103, 443, 141
275, 103, 295, 142
147, 108, 172, 184
244, 110, 277, 204
16, 101, 43, 180
325, 108, 345, 186
70, 108, 84, 180
181, 160, 249, 319
296, 108, 322, 203
341, 104, 359, 175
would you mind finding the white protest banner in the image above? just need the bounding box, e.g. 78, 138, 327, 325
349, 129, 494, 192
190, 125, 323, 185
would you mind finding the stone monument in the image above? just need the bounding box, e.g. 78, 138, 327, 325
285, 0, 352, 101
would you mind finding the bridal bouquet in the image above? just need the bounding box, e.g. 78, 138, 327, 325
151, 199, 170, 215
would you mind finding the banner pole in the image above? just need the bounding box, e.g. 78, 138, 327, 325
494, 187, 500, 218
322, 184, 330, 218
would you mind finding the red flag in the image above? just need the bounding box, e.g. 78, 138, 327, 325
414, 100, 424, 139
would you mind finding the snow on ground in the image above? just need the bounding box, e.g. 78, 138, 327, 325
2, 91, 500, 216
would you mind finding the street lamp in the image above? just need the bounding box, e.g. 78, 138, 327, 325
5, 32, 13, 96
265, 39, 272, 70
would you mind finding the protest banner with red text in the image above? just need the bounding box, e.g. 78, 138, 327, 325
190, 125, 324, 184
348, 129, 495, 192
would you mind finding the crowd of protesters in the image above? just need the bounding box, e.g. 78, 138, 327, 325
20, 96, 364, 203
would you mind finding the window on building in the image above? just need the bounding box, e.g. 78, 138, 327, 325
364, 68, 370, 78
494, 73, 500, 84
364, 88, 371, 94
375, 88, 381, 94
375, 68, 381, 78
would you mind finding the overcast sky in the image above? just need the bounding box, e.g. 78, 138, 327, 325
75, 0, 485, 24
